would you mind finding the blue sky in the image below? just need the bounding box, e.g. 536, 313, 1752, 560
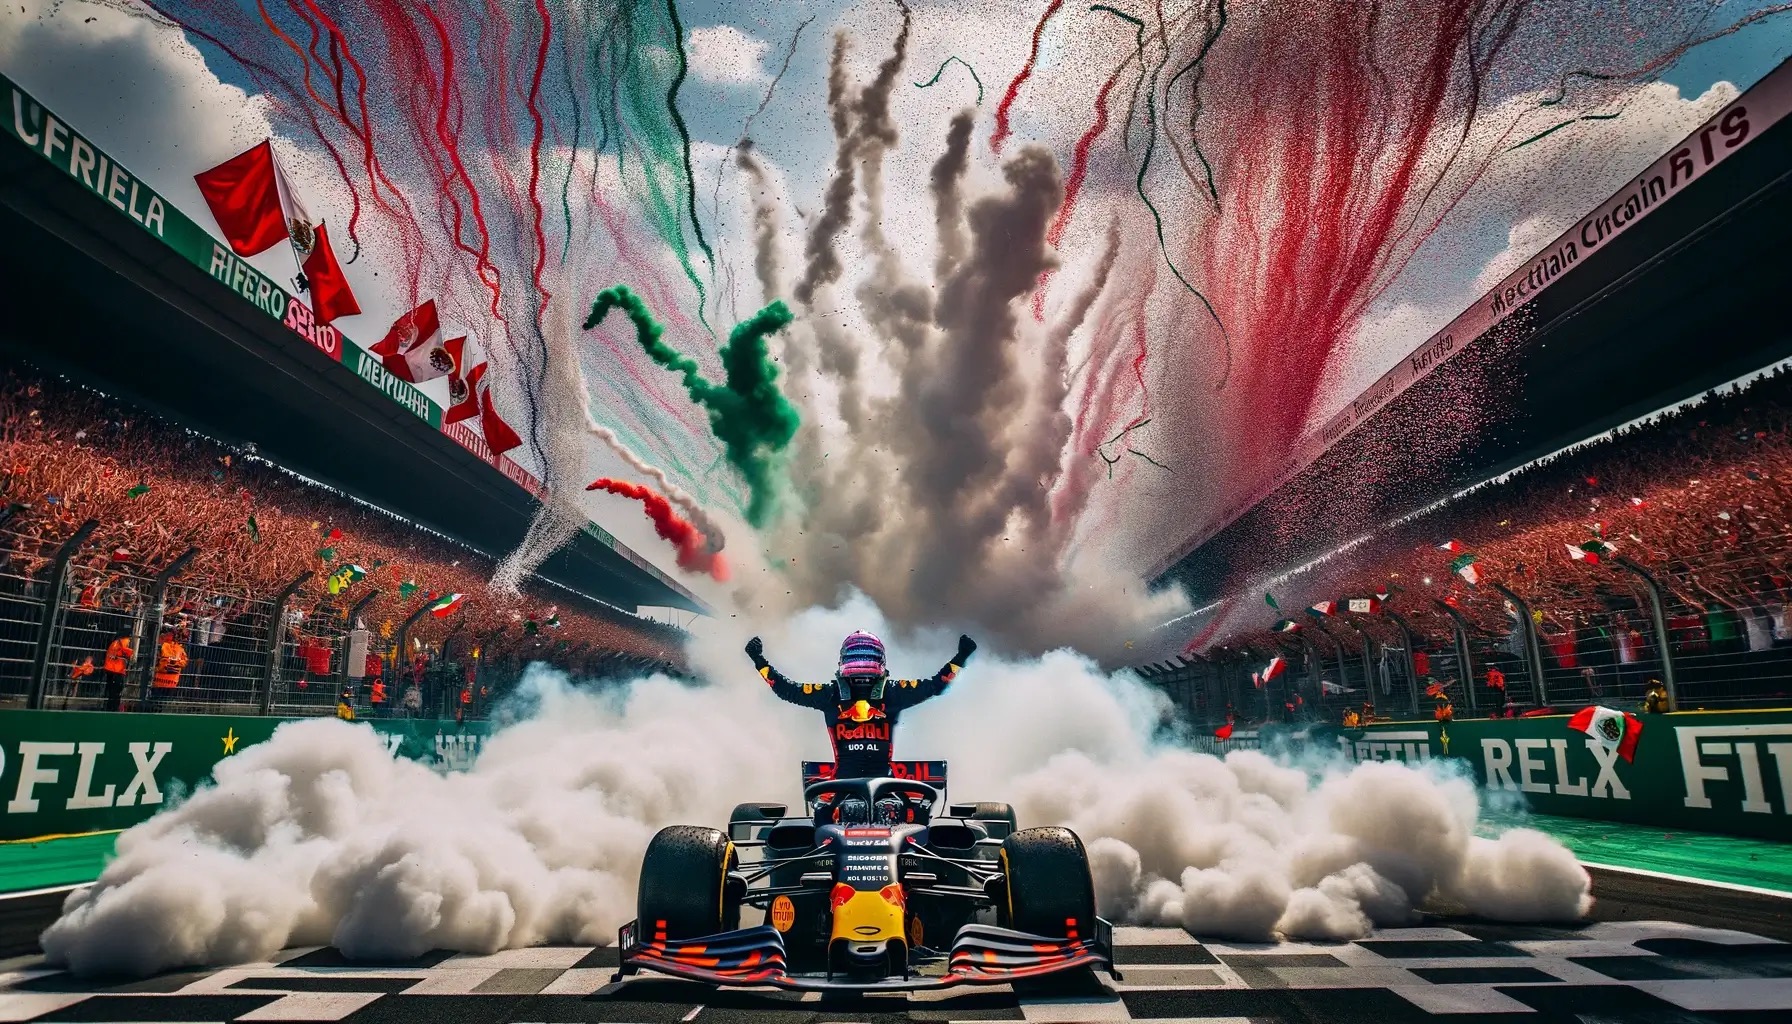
7, 0, 1792, 593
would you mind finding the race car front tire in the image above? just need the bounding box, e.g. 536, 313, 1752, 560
1000, 826, 1095, 939
638, 825, 740, 939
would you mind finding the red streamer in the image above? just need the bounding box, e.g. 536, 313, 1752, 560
586, 477, 728, 582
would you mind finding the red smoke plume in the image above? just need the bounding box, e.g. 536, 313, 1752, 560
586, 477, 728, 581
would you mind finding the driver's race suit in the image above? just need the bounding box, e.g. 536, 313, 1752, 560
754, 657, 965, 778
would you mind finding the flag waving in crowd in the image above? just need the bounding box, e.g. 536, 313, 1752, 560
1568, 705, 1643, 762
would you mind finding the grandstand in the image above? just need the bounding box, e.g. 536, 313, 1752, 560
1142, 59, 1792, 728
0, 73, 698, 720
0, 365, 687, 718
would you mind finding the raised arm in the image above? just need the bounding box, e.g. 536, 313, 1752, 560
745, 636, 834, 709
886, 634, 977, 710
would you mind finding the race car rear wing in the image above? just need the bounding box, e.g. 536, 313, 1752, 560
801, 760, 948, 788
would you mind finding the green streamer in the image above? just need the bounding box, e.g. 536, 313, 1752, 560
914, 55, 985, 105
586, 285, 800, 526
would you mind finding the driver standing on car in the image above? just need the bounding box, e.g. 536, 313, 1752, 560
746, 630, 976, 823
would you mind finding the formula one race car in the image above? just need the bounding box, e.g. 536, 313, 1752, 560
613, 760, 1116, 991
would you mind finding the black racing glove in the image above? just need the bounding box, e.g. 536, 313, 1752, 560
955, 634, 977, 664
745, 636, 768, 668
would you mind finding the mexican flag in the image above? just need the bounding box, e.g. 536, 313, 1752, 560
429, 592, 465, 618
1567, 543, 1601, 564
301, 223, 360, 324
1273, 619, 1301, 633
444, 336, 485, 424
193, 141, 288, 256
1261, 655, 1287, 682
1450, 552, 1480, 586
1437, 540, 1465, 554
475, 367, 523, 456
1567, 705, 1642, 763
1309, 601, 1337, 616
372, 300, 450, 384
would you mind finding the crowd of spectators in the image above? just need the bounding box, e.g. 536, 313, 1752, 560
0, 365, 689, 714
1181, 364, 1792, 720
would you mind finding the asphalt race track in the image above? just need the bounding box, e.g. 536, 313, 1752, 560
1, 868, 1788, 1022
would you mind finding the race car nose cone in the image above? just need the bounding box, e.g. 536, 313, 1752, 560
843, 937, 895, 963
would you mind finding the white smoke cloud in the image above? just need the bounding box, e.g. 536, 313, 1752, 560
41, 594, 1588, 977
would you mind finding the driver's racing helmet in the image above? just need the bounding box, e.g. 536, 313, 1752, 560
835, 630, 888, 701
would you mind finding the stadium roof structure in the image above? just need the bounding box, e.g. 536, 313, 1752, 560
1154, 58, 1792, 606
0, 74, 709, 615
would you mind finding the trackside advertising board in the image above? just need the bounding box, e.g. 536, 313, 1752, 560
0, 709, 489, 841
1231, 710, 1792, 840
1150, 55, 1792, 579
2, 73, 705, 610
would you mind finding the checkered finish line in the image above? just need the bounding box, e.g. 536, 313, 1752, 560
2, 920, 1788, 1022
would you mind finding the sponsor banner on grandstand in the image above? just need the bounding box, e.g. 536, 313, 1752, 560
499, 455, 547, 498
348, 349, 443, 428
1271, 708, 1792, 841
0, 709, 489, 841
4, 77, 177, 248
280, 293, 343, 360
444, 418, 495, 462
1151, 56, 1792, 579
443, 420, 549, 500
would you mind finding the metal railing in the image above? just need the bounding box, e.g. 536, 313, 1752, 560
1150, 535, 1792, 729
0, 521, 678, 718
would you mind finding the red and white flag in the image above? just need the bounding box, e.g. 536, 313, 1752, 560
194, 141, 287, 256
300, 224, 360, 324
1567, 543, 1600, 564
1567, 705, 1642, 763
475, 364, 523, 456
1347, 597, 1381, 614
428, 592, 465, 618
371, 300, 451, 383
1309, 601, 1337, 616
443, 336, 484, 424
1214, 721, 1234, 741
1437, 540, 1465, 554
1261, 656, 1287, 682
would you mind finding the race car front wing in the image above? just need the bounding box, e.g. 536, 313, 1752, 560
613, 918, 1117, 991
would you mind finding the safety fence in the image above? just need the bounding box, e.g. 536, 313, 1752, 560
0, 513, 678, 721
1141, 543, 1792, 730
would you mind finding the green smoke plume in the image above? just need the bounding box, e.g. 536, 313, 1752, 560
586, 285, 799, 526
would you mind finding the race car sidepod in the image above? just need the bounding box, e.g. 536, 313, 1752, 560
613, 916, 1118, 991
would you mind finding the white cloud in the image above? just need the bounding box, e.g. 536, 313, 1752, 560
0, 1, 273, 232
685, 25, 771, 87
